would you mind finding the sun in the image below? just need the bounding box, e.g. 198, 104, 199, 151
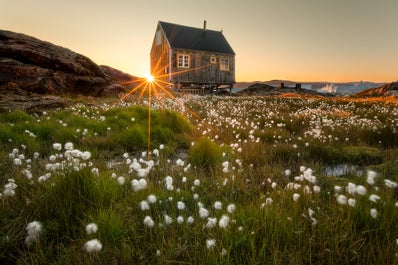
146, 73, 154, 83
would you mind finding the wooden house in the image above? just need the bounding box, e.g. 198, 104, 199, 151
150, 21, 235, 91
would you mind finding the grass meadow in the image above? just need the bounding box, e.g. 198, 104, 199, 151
0, 94, 398, 264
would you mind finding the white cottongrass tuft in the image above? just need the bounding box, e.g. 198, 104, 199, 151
293, 193, 300, 202
117, 176, 125, 185
285, 169, 291, 176
366, 170, 377, 185
187, 216, 194, 224
84, 239, 102, 253
143, 216, 155, 228
206, 239, 216, 250
218, 215, 230, 229
85, 223, 98, 235
227, 203, 236, 214
193, 179, 200, 186
177, 201, 186, 210
206, 217, 218, 229
385, 179, 398, 189
177, 216, 184, 224
164, 214, 173, 225
348, 198, 356, 207
370, 208, 378, 219
25, 221, 42, 246
147, 194, 157, 204
369, 194, 381, 203
199, 207, 209, 219
53, 143, 62, 151
336, 194, 347, 205
355, 185, 367, 196
81, 151, 91, 160
131, 179, 147, 192
140, 200, 150, 211
214, 201, 222, 210
64, 142, 74, 150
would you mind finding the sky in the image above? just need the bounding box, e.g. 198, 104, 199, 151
1, 0, 398, 82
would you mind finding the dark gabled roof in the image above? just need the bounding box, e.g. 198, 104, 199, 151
158, 21, 235, 55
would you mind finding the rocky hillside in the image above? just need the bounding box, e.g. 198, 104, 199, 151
237, 83, 332, 97
355, 82, 398, 97
0, 30, 136, 97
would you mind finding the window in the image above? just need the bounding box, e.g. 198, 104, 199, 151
210, 56, 216, 64
220, 58, 230, 71
156, 30, 162, 46
177, 54, 190, 68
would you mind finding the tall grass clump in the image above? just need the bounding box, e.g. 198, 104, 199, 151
189, 137, 223, 173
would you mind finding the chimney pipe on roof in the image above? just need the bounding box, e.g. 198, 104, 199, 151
203, 20, 207, 32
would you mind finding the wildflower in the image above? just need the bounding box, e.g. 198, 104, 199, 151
177, 216, 184, 224
214, 201, 222, 210
285, 169, 291, 176
308, 208, 317, 226
218, 215, 230, 229
366, 170, 377, 185
140, 200, 150, 211
385, 179, 398, 189
91, 168, 99, 176
143, 216, 155, 228
336, 194, 347, 205
346, 182, 357, 195
187, 216, 194, 224
131, 179, 147, 192
64, 142, 74, 150
313, 185, 321, 193
84, 239, 102, 253
355, 185, 367, 195
206, 217, 217, 229
348, 198, 356, 207
177, 201, 186, 210
159, 144, 165, 149
176, 159, 184, 167
193, 179, 200, 186
370, 208, 378, 219
334, 185, 342, 193
25, 221, 42, 246
85, 223, 98, 235
206, 239, 216, 250
53, 143, 62, 151
300, 166, 306, 172
156, 249, 161, 256
271, 182, 277, 189
265, 198, 273, 205
293, 193, 300, 202
199, 207, 209, 219
227, 203, 236, 214
13, 158, 22, 166
164, 215, 173, 225
369, 194, 381, 203
81, 151, 91, 160
117, 177, 125, 185
147, 194, 157, 204
193, 193, 199, 200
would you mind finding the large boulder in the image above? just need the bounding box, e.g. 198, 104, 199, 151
0, 30, 110, 96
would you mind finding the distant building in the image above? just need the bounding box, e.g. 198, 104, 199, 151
150, 21, 235, 91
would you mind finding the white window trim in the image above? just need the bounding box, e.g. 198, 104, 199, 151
177, 54, 190, 68
220, 57, 230, 71
210, 56, 217, 64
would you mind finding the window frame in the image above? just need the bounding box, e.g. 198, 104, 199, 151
210, 56, 217, 64
177, 53, 190, 68
219, 57, 230, 71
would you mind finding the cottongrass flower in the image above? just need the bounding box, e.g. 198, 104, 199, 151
85, 223, 98, 235
81, 151, 91, 161
147, 194, 157, 204
13, 158, 22, 166
370, 208, 378, 219
313, 185, 321, 193
177, 216, 184, 224
199, 207, 209, 219
164, 215, 173, 225
117, 176, 125, 185
293, 193, 300, 202
84, 239, 102, 253
131, 179, 147, 192
385, 179, 398, 189
177, 201, 186, 210
206, 217, 218, 229
193, 179, 200, 186
206, 239, 216, 250
25, 221, 42, 246
285, 169, 291, 176
53, 143, 62, 151
187, 216, 194, 224
140, 200, 150, 211
214, 201, 222, 210
348, 198, 357, 207
227, 203, 236, 214
356, 185, 367, 196
336, 194, 347, 205
64, 142, 74, 150
369, 194, 381, 203
367, 170, 377, 185
218, 215, 230, 229
308, 208, 317, 226
143, 216, 155, 228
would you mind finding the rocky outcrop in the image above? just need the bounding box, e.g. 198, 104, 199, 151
237, 83, 331, 97
0, 30, 110, 96
355, 82, 398, 97
100, 65, 139, 96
